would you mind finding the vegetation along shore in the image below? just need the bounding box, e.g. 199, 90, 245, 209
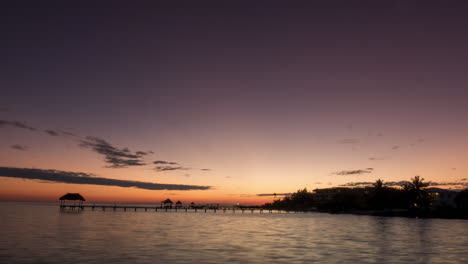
262, 177, 468, 219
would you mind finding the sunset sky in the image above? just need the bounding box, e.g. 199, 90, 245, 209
1, 1, 468, 205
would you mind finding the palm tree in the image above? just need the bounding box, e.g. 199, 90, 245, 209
409, 176, 428, 191
370, 179, 386, 209
373, 179, 384, 190
404, 176, 430, 208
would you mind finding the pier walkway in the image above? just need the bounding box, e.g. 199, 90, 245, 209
59, 204, 303, 214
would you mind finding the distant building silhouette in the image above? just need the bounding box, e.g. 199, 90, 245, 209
426, 188, 458, 208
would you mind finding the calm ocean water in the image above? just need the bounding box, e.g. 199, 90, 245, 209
1, 202, 467, 264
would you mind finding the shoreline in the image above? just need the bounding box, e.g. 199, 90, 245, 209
308, 208, 468, 220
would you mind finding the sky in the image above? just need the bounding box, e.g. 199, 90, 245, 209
1, 1, 468, 205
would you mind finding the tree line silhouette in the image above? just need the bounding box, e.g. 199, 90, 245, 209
262, 176, 468, 219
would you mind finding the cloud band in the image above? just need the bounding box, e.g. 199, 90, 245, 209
0, 167, 211, 191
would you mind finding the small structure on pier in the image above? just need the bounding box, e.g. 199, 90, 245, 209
175, 200, 183, 209
162, 198, 173, 209
59, 193, 85, 206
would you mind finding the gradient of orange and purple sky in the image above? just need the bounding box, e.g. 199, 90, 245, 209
1, 1, 468, 204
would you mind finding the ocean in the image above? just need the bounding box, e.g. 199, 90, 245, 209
1, 202, 467, 264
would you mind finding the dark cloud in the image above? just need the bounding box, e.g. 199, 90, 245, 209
339, 181, 374, 187
428, 181, 468, 188
80, 136, 148, 168
339, 181, 409, 187
154, 160, 179, 165
0, 167, 211, 191
392, 145, 400, 150
58, 130, 78, 137
11, 144, 29, 151
340, 180, 468, 189
333, 168, 373, 176
154, 166, 190, 172
0, 120, 36, 131
44, 129, 60, 136
256, 193, 292, 197
338, 138, 360, 144
105, 157, 146, 168
200, 168, 211, 171
153, 159, 194, 172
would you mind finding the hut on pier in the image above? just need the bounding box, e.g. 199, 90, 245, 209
175, 200, 183, 209
189, 202, 203, 209
59, 193, 85, 206
161, 198, 173, 209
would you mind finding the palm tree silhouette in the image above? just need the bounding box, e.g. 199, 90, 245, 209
404, 176, 430, 208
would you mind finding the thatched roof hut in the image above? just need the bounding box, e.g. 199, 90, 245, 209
60, 193, 85, 201
59, 193, 85, 206
161, 198, 173, 209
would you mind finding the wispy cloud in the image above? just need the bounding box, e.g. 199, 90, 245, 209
152, 160, 200, 172
332, 168, 374, 176
0, 167, 211, 191
338, 138, 360, 144
410, 138, 425, 146
339, 181, 409, 187
340, 180, 468, 189
80, 136, 148, 168
137, 151, 153, 156
369, 157, 389, 161
58, 130, 77, 137
154, 160, 178, 165
44, 129, 60, 136
154, 166, 190, 172
1, 119, 206, 173
0, 120, 36, 131
256, 193, 292, 197
11, 144, 30, 151
392, 145, 400, 150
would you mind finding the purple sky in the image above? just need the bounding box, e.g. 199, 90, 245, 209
1, 1, 468, 202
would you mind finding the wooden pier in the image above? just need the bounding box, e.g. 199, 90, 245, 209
59, 204, 304, 214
